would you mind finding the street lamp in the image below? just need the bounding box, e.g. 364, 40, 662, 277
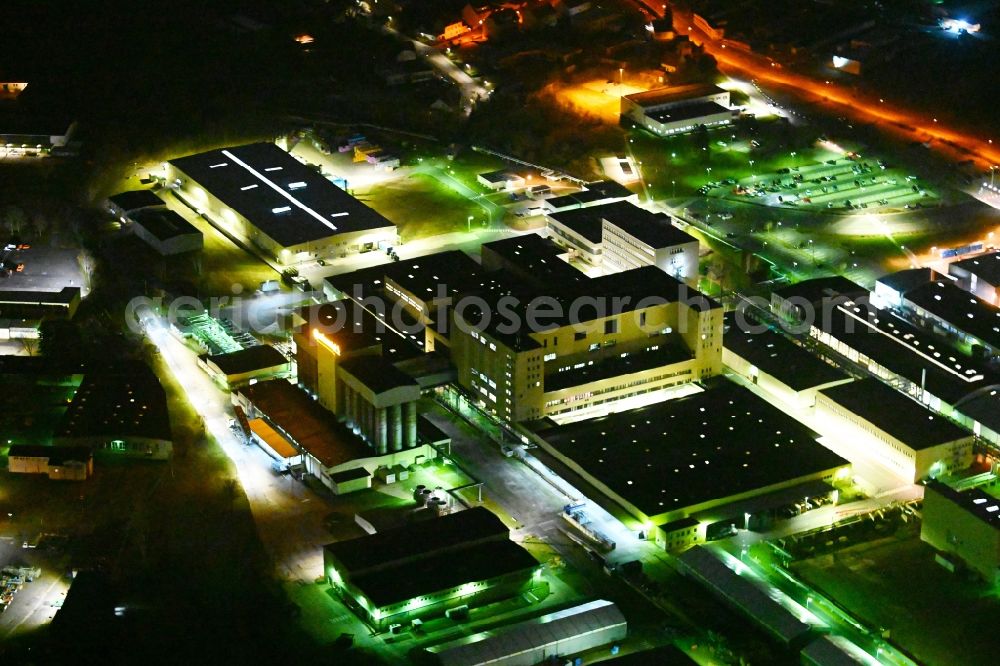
991, 165, 998, 188
467, 215, 474, 233
619, 67, 624, 85
672, 180, 676, 197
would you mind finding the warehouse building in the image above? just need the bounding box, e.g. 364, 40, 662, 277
872, 267, 937, 309
620, 84, 734, 136
808, 295, 1000, 446
7, 445, 93, 481
480, 235, 585, 291
800, 635, 881, 666
127, 207, 203, 256
722, 312, 852, 409
546, 201, 698, 280
235, 378, 436, 494
55, 362, 173, 460
425, 599, 627, 666
770, 276, 867, 327
199, 344, 290, 389
814, 379, 973, 482
921, 480, 1000, 584
0, 286, 82, 340
677, 546, 821, 648
532, 382, 850, 543
543, 180, 636, 214
166, 142, 397, 265
105, 189, 164, 220
323, 507, 540, 630
901, 279, 1000, 360
948, 250, 1000, 305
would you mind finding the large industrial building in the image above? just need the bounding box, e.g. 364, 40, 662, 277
198, 344, 290, 389
166, 142, 397, 265
948, 250, 1000, 305
806, 291, 1000, 446
0, 286, 82, 340
323, 507, 540, 629
921, 480, 1000, 584
901, 279, 1000, 360
234, 378, 437, 494
309, 234, 720, 425
425, 599, 627, 666
546, 201, 699, 280
54, 362, 173, 460
531, 381, 850, 546
722, 311, 853, 409
814, 379, 973, 482
620, 83, 734, 136
7, 445, 93, 481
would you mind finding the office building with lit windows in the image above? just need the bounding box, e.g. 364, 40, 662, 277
449, 263, 723, 423
166, 142, 397, 265
546, 201, 698, 280
315, 235, 721, 425
323, 507, 540, 630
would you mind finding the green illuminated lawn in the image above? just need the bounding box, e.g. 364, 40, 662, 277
360, 172, 490, 241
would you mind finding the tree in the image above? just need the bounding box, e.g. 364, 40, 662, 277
38, 319, 85, 363
2, 205, 27, 237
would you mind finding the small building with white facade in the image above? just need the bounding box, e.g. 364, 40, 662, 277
477, 169, 525, 191
621, 83, 734, 136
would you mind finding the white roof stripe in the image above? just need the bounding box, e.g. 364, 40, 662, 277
222, 149, 338, 232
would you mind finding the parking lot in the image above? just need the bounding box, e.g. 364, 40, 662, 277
0, 537, 71, 640
0, 245, 87, 294
705, 154, 939, 214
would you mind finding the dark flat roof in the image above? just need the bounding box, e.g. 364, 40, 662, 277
169, 142, 394, 247
949, 251, 1000, 285
107, 190, 164, 212
772, 275, 867, 306
722, 312, 850, 391
324, 507, 509, 575
240, 379, 371, 468
204, 344, 287, 376
338, 356, 418, 393
818, 379, 970, 449
817, 299, 1000, 407
538, 382, 846, 518
926, 480, 1000, 531
296, 301, 420, 360
0, 286, 80, 306
647, 102, 733, 125
352, 539, 537, 607
547, 206, 607, 243
603, 209, 696, 249
875, 267, 936, 296
129, 207, 201, 241
329, 466, 371, 483
481, 234, 585, 286
325, 250, 482, 305
8, 444, 92, 465
905, 279, 1000, 350
624, 83, 727, 108
56, 362, 171, 442
545, 344, 691, 392
546, 181, 633, 212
